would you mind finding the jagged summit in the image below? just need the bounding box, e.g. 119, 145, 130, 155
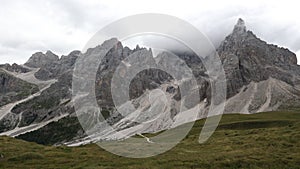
45, 50, 57, 57
85, 38, 122, 55
237, 18, 245, 24
218, 17, 298, 98
232, 18, 247, 35
25, 50, 59, 68
219, 18, 297, 66
98, 38, 123, 50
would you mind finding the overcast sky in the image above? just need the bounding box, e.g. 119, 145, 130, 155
1, 0, 300, 64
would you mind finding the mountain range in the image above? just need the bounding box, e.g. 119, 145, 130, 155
0, 18, 300, 145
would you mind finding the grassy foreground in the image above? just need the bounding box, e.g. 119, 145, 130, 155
0, 111, 300, 169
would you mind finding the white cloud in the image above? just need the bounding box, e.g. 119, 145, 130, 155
0, 0, 300, 64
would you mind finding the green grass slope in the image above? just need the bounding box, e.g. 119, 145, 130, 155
0, 111, 300, 169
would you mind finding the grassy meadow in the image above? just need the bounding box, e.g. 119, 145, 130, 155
0, 111, 300, 169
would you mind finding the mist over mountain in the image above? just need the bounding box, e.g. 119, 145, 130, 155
0, 19, 300, 146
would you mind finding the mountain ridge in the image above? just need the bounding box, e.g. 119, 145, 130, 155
0, 18, 300, 145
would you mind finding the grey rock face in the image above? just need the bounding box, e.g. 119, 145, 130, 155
0, 63, 30, 73
11, 70, 73, 127
218, 19, 299, 98
25, 51, 59, 68
23, 49, 81, 80
0, 113, 19, 133
0, 70, 39, 107
34, 50, 81, 80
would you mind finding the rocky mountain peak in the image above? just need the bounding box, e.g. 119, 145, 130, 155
85, 38, 123, 56
219, 18, 297, 66
233, 18, 247, 35
217, 18, 299, 99
218, 18, 252, 53
25, 50, 59, 68
45, 50, 58, 57
100, 38, 122, 50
